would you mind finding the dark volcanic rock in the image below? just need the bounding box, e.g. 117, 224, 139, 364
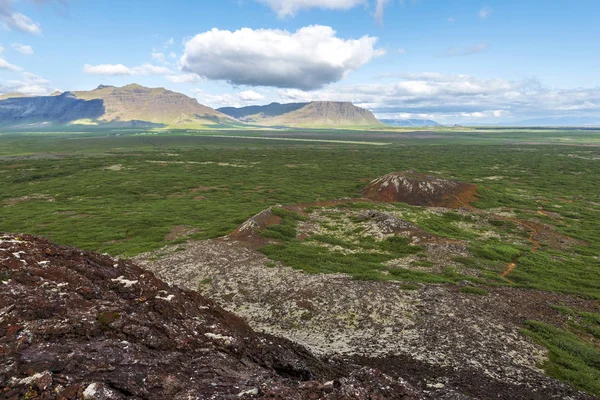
361, 171, 478, 209
0, 233, 423, 399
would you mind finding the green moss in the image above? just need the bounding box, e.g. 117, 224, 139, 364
459, 286, 489, 296
523, 320, 600, 396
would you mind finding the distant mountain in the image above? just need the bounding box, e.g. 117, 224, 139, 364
1, 85, 385, 130
219, 101, 383, 128
0, 93, 28, 100
0, 92, 105, 128
0, 84, 238, 129
71, 84, 237, 128
501, 116, 600, 127
380, 119, 441, 127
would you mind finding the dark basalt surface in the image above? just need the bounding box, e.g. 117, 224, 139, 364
0, 233, 423, 399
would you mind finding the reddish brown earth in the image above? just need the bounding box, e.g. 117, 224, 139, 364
0, 233, 424, 399
361, 171, 478, 209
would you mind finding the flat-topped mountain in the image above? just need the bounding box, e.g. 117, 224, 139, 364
218, 101, 383, 128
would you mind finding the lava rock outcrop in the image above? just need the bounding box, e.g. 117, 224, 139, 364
361, 171, 478, 208
0, 233, 422, 399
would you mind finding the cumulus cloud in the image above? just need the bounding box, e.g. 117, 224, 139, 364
254, 0, 366, 17
0, 0, 42, 34
167, 73, 202, 84
239, 90, 265, 102
12, 43, 34, 55
192, 89, 268, 108
151, 51, 166, 63
0, 72, 53, 95
83, 63, 171, 76
0, 57, 21, 71
443, 43, 487, 57
275, 73, 600, 123
181, 25, 384, 90
83, 63, 132, 76
479, 6, 492, 19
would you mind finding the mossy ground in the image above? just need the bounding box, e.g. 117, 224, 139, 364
1, 131, 599, 394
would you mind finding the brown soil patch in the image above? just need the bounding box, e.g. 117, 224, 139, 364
361, 171, 478, 209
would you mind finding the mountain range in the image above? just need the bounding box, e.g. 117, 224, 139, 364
0, 84, 383, 130
379, 118, 441, 127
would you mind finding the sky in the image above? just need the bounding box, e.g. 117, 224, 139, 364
1, 0, 599, 124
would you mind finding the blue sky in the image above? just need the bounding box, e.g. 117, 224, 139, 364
1, 0, 599, 124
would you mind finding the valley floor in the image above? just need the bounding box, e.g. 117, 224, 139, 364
1, 130, 600, 398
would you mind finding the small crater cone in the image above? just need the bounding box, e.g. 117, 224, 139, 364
361, 170, 478, 208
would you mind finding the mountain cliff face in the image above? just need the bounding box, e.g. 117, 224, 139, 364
219, 101, 383, 128
0, 84, 237, 129
0, 92, 105, 127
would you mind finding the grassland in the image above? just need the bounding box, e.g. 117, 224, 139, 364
1, 129, 599, 394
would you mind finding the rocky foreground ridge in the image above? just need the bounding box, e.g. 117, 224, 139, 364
0, 233, 422, 399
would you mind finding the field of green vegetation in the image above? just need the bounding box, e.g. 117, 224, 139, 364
1, 129, 599, 395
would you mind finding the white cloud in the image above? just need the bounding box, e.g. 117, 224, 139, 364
151, 51, 166, 63
0, 45, 4, 54
0, 72, 53, 96
0, 1, 41, 35
254, 0, 366, 17
83, 63, 171, 76
166, 73, 202, 84
239, 90, 265, 102
443, 43, 487, 57
374, 0, 390, 25
165, 37, 174, 46
169, 52, 176, 59
202, 93, 239, 107
0, 57, 21, 71
397, 48, 406, 55
12, 43, 34, 55
275, 73, 600, 123
479, 7, 492, 19
83, 63, 133, 76
133, 64, 171, 75
181, 25, 384, 90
